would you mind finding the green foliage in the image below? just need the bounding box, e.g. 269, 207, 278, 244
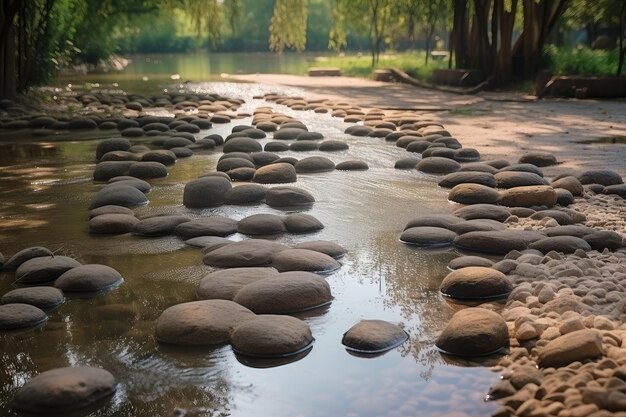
269, 0, 308, 52
542, 45, 619, 76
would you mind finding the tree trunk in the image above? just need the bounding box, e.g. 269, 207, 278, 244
0, 0, 20, 99
496, 0, 517, 85
618, 1, 625, 76
424, 25, 434, 65
452, 0, 469, 69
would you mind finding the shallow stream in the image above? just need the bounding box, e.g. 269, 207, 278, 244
0, 82, 499, 417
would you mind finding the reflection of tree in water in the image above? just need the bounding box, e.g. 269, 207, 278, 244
347, 230, 462, 376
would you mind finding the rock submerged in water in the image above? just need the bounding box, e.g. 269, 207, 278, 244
203, 239, 289, 268
90, 185, 148, 209
342, 320, 408, 354
12, 367, 117, 414
440, 267, 512, 300
400, 226, 457, 247
0, 303, 48, 330
265, 186, 315, 208
230, 315, 314, 357
15, 256, 81, 284
155, 299, 255, 346
436, 308, 508, 357
174, 217, 238, 238
183, 177, 232, 208
3, 246, 53, 270
55, 264, 124, 293
237, 213, 286, 235
252, 163, 297, 184
197, 267, 279, 300
1, 287, 64, 310
271, 249, 341, 273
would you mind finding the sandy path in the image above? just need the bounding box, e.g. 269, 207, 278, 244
232, 74, 626, 177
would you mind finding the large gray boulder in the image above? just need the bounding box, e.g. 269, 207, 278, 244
183, 177, 232, 208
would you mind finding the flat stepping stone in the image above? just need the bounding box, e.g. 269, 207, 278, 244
237, 214, 286, 235
170, 147, 193, 158
416, 157, 461, 175
251, 151, 280, 167
454, 230, 545, 255
89, 205, 134, 219
183, 177, 232, 208
400, 227, 457, 247
105, 178, 151, 193
295, 156, 335, 174
163, 137, 194, 149
528, 236, 592, 254
448, 183, 500, 204
578, 169, 623, 186
458, 163, 498, 174
296, 131, 323, 140
555, 188, 574, 206
423, 147, 455, 159
89, 213, 138, 234
544, 225, 596, 238
336, 160, 368, 171
265, 186, 315, 208
197, 267, 279, 300
498, 185, 557, 208
271, 249, 340, 273
494, 171, 548, 189
185, 236, 233, 249
90, 185, 148, 209
156, 299, 255, 346
529, 210, 574, 225
440, 267, 512, 300
450, 219, 506, 234
12, 367, 117, 414
174, 217, 237, 238
404, 214, 464, 230
604, 184, 626, 199
290, 140, 319, 152
551, 176, 583, 196
584, 231, 624, 251
96, 138, 131, 159
436, 308, 508, 356
16, 256, 81, 284
342, 320, 408, 354
448, 256, 494, 270
203, 239, 289, 267
453, 204, 511, 222
283, 213, 324, 233
319, 140, 349, 151
394, 157, 419, 169
3, 247, 53, 270
230, 315, 314, 358
252, 163, 297, 184
224, 184, 266, 205
518, 152, 557, 167
55, 264, 124, 293
132, 215, 190, 237
141, 150, 177, 165
233, 271, 332, 314
100, 151, 141, 162
127, 161, 168, 179
454, 148, 480, 162
223, 137, 263, 153
0, 303, 48, 330
292, 241, 347, 259
1, 287, 64, 309
404, 139, 430, 152
438, 171, 496, 188
497, 163, 544, 177
264, 141, 289, 152
274, 128, 306, 140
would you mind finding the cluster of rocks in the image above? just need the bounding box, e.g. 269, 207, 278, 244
0, 246, 124, 332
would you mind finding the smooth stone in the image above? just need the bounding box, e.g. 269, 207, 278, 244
498, 185, 557, 208
89, 213, 139, 234
183, 177, 232, 208
163, 137, 194, 149
283, 213, 324, 233
436, 308, 508, 356
265, 186, 315, 207
528, 236, 592, 254
90, 185, 148, 209
12, 367, 117, 413
423, 147, 455, 159
538, 329, 603, 368
197, 267, 279, 300
174, 217, 237, 238
400, 226, 457, 247
155, 300, 255, 346
555, 188, 575, 206
529, 209, 574, 225
274, 128, 306, 140
251, 151, 280, 167
224, 184, 266, 205
3, 247, 53, 270
403, 214, 464, 230
454, 148, 481, 162
252, 163, 297, 184
0, 303, 48, 330
237, 214, 286, 235
336, 160, 368, 171
296, 131, 323, 140
458, 163, 498, 174
295, 156, 335, 173
230, 315, 313, 357
449, 183, 500, 204
292, 241, 347, 258
271, 249, 340, 273
448, 256, 495, 270
319, 140, 349, 151
264, 141, 289, 152
140, 150, 177, 166
342, 320, 409, 353
518, 152, 557, 167
440, 267, 512, 300
405, 140, 431, 153
578, 169, 623, 186
494, 171, 548, 188
223, 137, 263, 154
55, 264, 123, 292
454, 230, 545, 255
497, 163, 544, 177
551, 176, 584, 196
105, 178, 151, 193
394, 157, 419, 169
584, 231, 624, 251
233, 271, 332, 314
226, 167, 256, 181
289, 140, 319, 151
170, 147, 193, 158
203, 239, 289, 267
604, 184, 626, 199
544, 225, 596, 237
93, 161, 134, 182
132, 215, 190, 237
15, 256, 81, 284
127, 161, 168, 179
100, 150, 141, 162
1, 287, 64, 309
438, 171, 496, 188
185, 236, 233, 249
449, 219, 506, 234
416, 157, 461, 175
96, 138, 131, 160
453, 204, 511, 222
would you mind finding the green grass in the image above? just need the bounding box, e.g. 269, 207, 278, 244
315, 51, 450, 81
542, 45, 620, 77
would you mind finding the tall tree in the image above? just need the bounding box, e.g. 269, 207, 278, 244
269, 0, 308, 53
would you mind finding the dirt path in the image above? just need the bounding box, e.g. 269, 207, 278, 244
233, 74, 626, 177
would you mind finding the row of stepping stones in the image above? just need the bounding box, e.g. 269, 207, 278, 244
0, 246, 124, 332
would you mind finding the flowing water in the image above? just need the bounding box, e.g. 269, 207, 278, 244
0, 80, 500, 417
